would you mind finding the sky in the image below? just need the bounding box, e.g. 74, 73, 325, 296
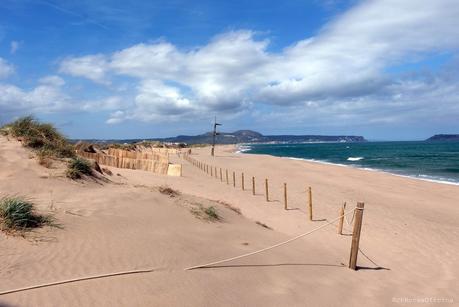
0, 0, 459, 141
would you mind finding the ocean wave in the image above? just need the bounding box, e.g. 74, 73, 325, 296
285, 157, 459, 186
236, 145, 252, 153
347, 157, 364, 161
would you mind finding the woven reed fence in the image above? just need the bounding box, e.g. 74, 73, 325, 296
77, 151, 170, 175
106, 148, 169, 163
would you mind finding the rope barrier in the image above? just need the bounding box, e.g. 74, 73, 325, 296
185, 208, 357, 270
0, 268, 157, 296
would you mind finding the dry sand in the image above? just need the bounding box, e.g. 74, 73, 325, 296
0, 138, 458, 306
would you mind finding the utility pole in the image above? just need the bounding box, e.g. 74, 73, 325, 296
211, 116, 221, 156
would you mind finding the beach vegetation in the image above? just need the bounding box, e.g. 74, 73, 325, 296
66, 157, 93, 179
158, 185, 180, 197
0, 196, 52, 232
1, 116, 75, 159
204, 206, 219, 220
191, 204, 221, 222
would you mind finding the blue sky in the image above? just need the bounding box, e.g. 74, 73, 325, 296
1, 0, 459, 140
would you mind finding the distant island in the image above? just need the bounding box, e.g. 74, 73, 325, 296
426, 134, 459, 141
149, 130, 367, 145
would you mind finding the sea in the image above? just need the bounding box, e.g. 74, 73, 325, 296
239, 141, 459, 185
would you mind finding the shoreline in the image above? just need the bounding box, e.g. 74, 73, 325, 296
235, 144, 459, 187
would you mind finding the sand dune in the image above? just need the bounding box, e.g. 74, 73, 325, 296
0, 138, 457, 306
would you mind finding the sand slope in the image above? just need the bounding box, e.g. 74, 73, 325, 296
0, 138, 458, 306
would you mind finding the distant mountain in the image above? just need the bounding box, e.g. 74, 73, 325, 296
426, 134, 459, 141
151, 130, 367, 144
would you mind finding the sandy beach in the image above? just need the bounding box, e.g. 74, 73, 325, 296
1, 138, 458, 306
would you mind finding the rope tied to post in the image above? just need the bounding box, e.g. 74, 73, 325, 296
185, 208, 358, 271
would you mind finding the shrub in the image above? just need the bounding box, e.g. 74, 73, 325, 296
66, 157, 92, 179
0, 196, 51, 231
3, 116, 75, 159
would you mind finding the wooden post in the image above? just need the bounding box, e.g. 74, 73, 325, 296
349, 202, 365, 270
308, 186, 313, 221
337, 202, 346, 235
242, 172, 245, 190
220, 168, 223, 181
226, 169, 229, 184
252, 177, 255, 195
215, 167, 218, 178
211, 167, 213, 177
265, 179, 269, 202
284, 183, 287, 210
232, 171, 236, 187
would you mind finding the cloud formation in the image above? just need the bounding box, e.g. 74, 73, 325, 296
59, 54, 110, 84
2, 0, 459, 132
0, 81, 70, 114
54, 0, 459, 125
0, 58, 14, 78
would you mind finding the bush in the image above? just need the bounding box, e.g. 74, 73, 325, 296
66, 157, 92, 179
0, 196, 51, 231
3, 116, 75, 159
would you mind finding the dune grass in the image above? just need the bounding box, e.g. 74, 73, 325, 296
0, 196, 52, 232
66, 157, 93, 179
2, 116, 75, 159
2, 116, 98, 179
191, 204, 221, 222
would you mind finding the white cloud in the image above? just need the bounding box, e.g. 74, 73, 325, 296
106, 110, 126, 124
0, 58, 14, 79
59, 54, 109, 84
39, 75, 66, 87
57, 0, 459, 125
81, 96, 124, 111
0, 83, 71, 114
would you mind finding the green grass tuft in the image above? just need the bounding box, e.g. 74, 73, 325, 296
191, 204, 221, 222
66, 157, 92, 179
2, 116, 75, 159
0, 196, 52, 231
204, 206, 219, 220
